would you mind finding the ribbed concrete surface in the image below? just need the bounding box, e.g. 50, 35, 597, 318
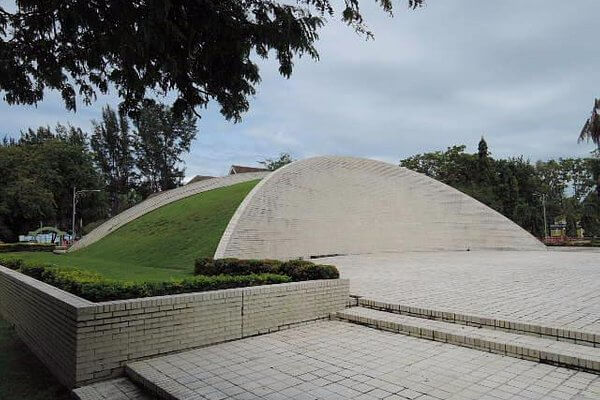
70, 172, 269, 252
215, 156, 545, 259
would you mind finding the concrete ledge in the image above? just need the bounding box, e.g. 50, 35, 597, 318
72, 377, 151, 400
0, 265, 349, 388
358, 297, 600, 347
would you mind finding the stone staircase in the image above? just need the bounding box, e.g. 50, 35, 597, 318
337, 301, 600, 374
353, 296, 599, 348
74, 297, 600, 400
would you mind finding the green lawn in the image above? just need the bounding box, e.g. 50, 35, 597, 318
1, 180, 259, 282
0, 317, 70, 400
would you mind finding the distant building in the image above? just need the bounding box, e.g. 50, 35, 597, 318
228, 165, 269, 175
187, 175, 215, 185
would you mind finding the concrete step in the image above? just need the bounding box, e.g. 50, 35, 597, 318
354, 296, 600, 348
126, 362, 195, 400
337, 307, 600, 374
73, 377, 156, 400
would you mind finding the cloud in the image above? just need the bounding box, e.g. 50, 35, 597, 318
1, 0, 599, 178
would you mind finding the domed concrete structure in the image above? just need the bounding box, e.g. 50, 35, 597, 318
72, 156, 545, 257
215, 156, 545, 259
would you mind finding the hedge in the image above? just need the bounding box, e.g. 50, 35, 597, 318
195, 258, 339, 281
0, 243, 56, 253
0, 258, 291, 302
0, 257, 24, 270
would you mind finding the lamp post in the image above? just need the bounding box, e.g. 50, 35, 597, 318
72, 187, 101, 242
541, 193, 548, 239
534, 193, 548, 239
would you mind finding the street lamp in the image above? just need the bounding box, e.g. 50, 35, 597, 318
534, 193, 548, 239
72, 187, 101, 242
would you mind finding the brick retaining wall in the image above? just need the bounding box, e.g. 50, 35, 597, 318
0, 266, 349, 388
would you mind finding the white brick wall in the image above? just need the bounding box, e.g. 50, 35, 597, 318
215, 156, 545, 260
0, 266, 349, 388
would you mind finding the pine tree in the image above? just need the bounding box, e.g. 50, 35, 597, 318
132, 102, 197, 194
91, 106, 135, 215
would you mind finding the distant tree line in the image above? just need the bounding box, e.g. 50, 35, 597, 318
400, 138, 600, 238
0, 101, 196, 242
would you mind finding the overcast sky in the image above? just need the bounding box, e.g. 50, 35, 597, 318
1, 1, 599, 178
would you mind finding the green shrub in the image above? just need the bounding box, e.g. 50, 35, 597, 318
0, 257, 24, 270
194, 258, 339, 281
6, 259, 291, 302
279, 260, 339, 280
195, 258, 281, 276
0, 243, 56, 253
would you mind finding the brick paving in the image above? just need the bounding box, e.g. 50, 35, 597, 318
128, 321, 600, 399
324, 250, 600, 335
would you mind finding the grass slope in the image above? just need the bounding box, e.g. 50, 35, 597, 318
0, 318, 70, 400
2, 180, 259, 281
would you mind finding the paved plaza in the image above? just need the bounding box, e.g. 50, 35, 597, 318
324, 250, 600, 335
75, 248, 600, 399
125, 321, 600, 400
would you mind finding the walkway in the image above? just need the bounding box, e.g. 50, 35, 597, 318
324, 250, 600, 336
126, 321, 599, 399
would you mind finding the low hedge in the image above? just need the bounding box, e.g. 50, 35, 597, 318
195, 258, 339, 281
0, 258, 291, 302
0, 257, 24, 270
0, 243, 56, 253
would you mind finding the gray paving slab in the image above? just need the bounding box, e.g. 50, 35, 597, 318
127, 321, 600, 399
322, 250, 600, 336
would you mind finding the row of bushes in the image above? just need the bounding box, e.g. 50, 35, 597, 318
0, 243, 56, 253
0, 258, 291, 302
195, 258, 339, 281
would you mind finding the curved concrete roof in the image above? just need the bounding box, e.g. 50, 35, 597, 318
69, 172, 269, 252
215, 156, 545, 259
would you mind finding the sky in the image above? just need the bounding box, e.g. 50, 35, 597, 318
1, 1, 599, 178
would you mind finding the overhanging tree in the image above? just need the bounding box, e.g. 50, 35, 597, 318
0, 0, 423, 118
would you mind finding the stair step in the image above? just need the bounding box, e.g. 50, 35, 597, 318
73, 377, 155, 400
356, 296, 599, 347
126, 362, 194, 400
337, 307, 600, 373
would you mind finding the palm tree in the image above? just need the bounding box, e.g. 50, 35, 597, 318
579, 98, 600, 150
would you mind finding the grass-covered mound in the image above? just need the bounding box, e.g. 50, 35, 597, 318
0, 180, 259, 281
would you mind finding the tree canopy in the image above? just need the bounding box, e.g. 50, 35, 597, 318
0, 101, 198, 242
0, 0, 422, 117
259, 152, 294, 171
0, 126, 106, 241
400, 140, 600, 237
579, 99, 600, 149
